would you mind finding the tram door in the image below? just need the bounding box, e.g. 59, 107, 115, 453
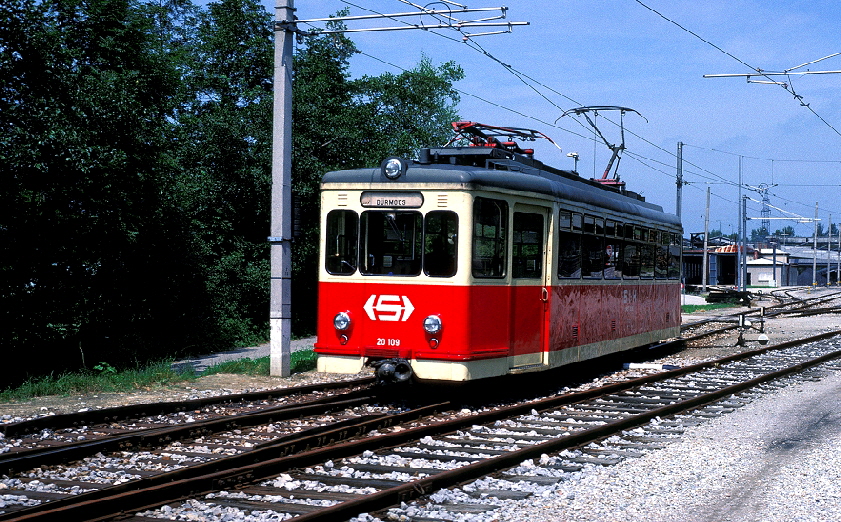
509, 205, 550, 368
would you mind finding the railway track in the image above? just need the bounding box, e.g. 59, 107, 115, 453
677, 288, 841, 343
2, 303, 840, 521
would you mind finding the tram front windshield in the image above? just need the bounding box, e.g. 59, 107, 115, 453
324, 210, 458, 277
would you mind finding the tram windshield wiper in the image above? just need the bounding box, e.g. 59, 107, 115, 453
385, 213, 405, 246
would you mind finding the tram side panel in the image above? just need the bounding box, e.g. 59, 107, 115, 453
549, 281, 679, 367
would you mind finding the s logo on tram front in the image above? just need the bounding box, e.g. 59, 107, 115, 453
363, 295, 415, 322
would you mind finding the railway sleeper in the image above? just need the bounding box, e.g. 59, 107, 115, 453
541, 463, 583, 473
603, 395, 678, 405
339, 463, 447, 477
205, 498, 323, 515
621, 434, 681, 444
553, 455, 623, 466
416, 443, 513, 455
236, 485, 365, 502
691, 407, 736, 417
637, 425, 685, 434
479, 425, 569, 437
604, 439, 670, 450
622, 390, 701, 400
466, 430, 557, 442
513, 418, 606, 429
499, 474, 567, 485
575, 403, 653, 414
425, 502, 500, 513
467, 489, 534, 500
540, 413, 621, 423
158, 450, 239, 459
20, 477, 106, 490
441, 435, 540, 446
386, 451, 483, 463
285, 472, 405, 490
583, 447, 647, 458
3, 490, 70, 502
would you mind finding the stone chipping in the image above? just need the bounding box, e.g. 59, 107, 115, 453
3, 287, 841, 521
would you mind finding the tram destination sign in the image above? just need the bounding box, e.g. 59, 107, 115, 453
361, 191, 424, 208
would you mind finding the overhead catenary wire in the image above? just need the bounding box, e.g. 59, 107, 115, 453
305, 1, 840, 231
633, 0, 841, 138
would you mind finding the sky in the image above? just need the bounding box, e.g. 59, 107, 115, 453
268, 0, 841, 239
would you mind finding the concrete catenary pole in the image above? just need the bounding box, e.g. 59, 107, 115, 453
676, 142, 683, 220
702, 186, 709, 291
835, 227, 841, 285
738, 156, 744, 291
269, 0, 295, 376
812, 203, 818, 288
828, 214, 832, 285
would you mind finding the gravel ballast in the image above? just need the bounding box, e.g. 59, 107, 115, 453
2, 288, 841, 522
476, 370, 841, 522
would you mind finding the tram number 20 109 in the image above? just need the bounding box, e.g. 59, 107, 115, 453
376, 338, 401, 347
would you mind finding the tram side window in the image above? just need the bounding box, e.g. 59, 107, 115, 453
655, 230, 670, 279
582, 215, 604, 279
639, 227, 655, 278
605, 219, 621, 279
325, 210, 358, 275
668, 232, 682, 279
622, 224, 640, 279
424, 211, 458, 277
472, 197, 508, 278
513, 212, 544, 279
360, 211, 423, 276
557, 211, 582, 278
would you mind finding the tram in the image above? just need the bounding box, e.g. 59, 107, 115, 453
313, 122, 682, 383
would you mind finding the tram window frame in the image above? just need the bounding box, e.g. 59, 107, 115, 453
557, 210, 582, 279
424, 211, 458, 277
655, 230, 670, 279
582, 215, 604, 279
605, 220, 621, 279
639, 227, 655, 279
359, 210, 423, 276
472, 197, 508, 278
605, 219, 617, 237
622, 224, 640, 279
513, 212, 544, 279
325, 209, 359, 275
668, 232, 682, 279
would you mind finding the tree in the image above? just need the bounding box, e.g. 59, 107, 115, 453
172, 0, 274, 348
0, 0, 191, 382
355, 57, 464, 159
750, 227, 769, 242
773, 225, 795, 237
289, 27, 464, 334
0, 1, 467, 383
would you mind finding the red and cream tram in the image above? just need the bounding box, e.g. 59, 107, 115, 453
314, 122, 682, 383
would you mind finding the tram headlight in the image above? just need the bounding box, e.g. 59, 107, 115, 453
333, 312, 351, 331
423, 315, 442, 334
381, 157, 407, 180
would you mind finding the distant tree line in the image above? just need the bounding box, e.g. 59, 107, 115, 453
0, 0, 462, 386
710, 224, 839, 244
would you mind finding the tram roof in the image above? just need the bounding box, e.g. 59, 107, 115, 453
322, 149, 682, 229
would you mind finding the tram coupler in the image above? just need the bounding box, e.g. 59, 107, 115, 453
370, 358, 413, 384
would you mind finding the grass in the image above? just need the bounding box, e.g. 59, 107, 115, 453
681, 303, 740, 314
0, 350, 319, 403
202, 350, 318, 376
0, 360, 195, 402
